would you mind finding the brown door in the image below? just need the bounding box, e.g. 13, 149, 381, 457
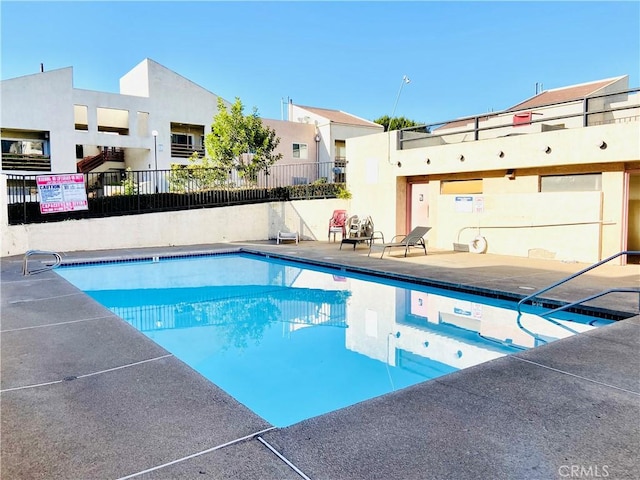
626, 171, 640, 264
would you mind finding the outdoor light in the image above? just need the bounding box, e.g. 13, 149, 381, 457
497, 150, 504, 158
543, 146, 552, 154
425, 158, 431, 164
391, 75, 411, 122
387, 74, 411, 165
459, 154, 465, 161
598, 140, 607, 149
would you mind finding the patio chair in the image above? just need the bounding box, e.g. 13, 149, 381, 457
340, 215, 379, 250
328, 209, 348, 242
368, 226, 432, 258
277, 230, 299, 245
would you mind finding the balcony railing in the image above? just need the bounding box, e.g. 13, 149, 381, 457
399, 87, 640, 150
1, 154, 52, 172
171, 144, 206, 158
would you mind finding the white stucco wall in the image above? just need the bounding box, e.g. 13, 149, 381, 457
1, 68, 76, 172
1, 59, 233, 176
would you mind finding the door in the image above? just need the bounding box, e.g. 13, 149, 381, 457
626, 171, 640, 264
408, 182, 430, 232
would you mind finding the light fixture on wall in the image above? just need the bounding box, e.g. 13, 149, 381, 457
425, 158, 431, 165
459, 154, 465, 162
505, 169, 516, 180
598, 140, 607, 149
543, 145, 552, 154
497, 150, 504, 158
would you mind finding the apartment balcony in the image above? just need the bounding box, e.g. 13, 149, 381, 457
1, 153, 51, 172
171, 144, 205, 159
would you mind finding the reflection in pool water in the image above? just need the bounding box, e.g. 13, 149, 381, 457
57, 253, 611, 427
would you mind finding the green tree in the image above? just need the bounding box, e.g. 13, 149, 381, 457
374, 115, 423, 132
169, 151, 229, 192
205, 97, 282, 184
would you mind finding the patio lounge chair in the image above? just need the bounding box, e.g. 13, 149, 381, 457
368, 226, 431, 258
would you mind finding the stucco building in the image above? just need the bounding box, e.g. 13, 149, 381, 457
347, 77, 640, 264
1, 60, 638, 264
1, 59, 380, 188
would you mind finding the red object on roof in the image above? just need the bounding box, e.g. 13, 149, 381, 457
513, 112, 532, 126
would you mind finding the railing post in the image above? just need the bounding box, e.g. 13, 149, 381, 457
136, 170, 141, 213
583, 98, 589, 127
22, 175, 27, 224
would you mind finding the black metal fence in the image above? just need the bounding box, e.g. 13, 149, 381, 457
6, 161, 348, 225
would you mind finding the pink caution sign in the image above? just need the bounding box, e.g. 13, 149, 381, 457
36, 174, 88, 214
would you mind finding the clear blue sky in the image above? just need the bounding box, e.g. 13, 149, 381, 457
2, 1, 638, 125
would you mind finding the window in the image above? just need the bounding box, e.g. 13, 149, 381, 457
172, 134, 193, 146
440, 179, 483, 195
2, 140, 45, 155
97, 107, 129, 135
293, 143, 308, 159
74, 105, 88, 131
540, 174, 602, 192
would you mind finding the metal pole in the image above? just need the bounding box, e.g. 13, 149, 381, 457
154, 135, 158, 193
388, 75, 410, 165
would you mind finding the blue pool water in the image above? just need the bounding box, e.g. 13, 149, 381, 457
57, 253, 612, 427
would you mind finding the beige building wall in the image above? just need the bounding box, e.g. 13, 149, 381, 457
347, 122, 640, 264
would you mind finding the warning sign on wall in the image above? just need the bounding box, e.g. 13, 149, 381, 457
36, 174, 88, 214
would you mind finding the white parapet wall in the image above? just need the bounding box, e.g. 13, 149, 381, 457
0, 178, 348, 257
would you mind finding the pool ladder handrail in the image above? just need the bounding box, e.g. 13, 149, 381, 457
22, 250, 63, 275
516, 250, 640, 316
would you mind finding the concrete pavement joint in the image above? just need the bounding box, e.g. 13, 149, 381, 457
511, 356, 640, 396
74, 354, 174, 379
115, 426, 278, 480
0, 314, 116, 333
7, 291, 85, 304
0, 354, 173, 393
257, 436, 312, 480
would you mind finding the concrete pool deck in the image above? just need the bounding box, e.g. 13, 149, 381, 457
1, 242, 639, 479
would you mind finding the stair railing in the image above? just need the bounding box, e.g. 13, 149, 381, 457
516, 251, 640, 315
22, 250, 62, 275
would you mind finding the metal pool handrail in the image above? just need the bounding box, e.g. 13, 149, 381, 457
516, 250, 640, 315
22, 250, 62, 275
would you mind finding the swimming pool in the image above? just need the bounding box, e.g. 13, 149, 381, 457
56, 253, 612, 427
